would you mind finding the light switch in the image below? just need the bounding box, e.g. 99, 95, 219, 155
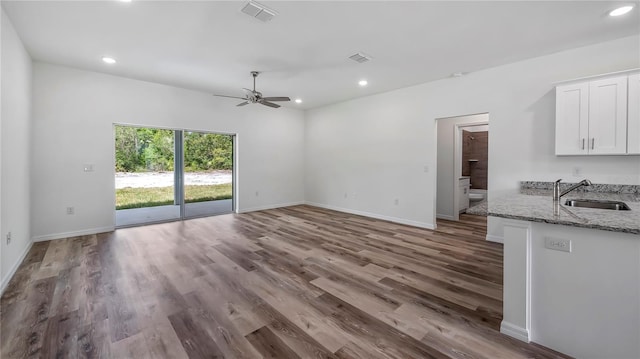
83, 164, 94, 172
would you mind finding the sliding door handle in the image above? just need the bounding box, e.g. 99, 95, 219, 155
591, 138, 595, 150
582, 138, 585, 150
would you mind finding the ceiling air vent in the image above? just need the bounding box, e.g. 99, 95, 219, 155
241, 1, 277, 22
349, 52, 372, 64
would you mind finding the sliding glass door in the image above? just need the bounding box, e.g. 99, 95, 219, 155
115, 126, 181, 226
183, 131, 234, 218
114, 125, 234, 227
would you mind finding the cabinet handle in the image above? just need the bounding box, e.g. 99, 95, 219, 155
582, 138, 585, 150
591, 138, 595, 150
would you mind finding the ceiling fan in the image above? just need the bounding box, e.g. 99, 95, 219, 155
213, 71, 290, 108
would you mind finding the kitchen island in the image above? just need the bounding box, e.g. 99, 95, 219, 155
489, 182, 639, 359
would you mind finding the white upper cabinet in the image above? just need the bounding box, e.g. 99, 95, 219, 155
556, 83, 589, 155
555, 72, 637, 155
628, 73, 640, 154
588, 76, 627, 154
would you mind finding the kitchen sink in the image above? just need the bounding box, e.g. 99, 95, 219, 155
564, 199, 630, 211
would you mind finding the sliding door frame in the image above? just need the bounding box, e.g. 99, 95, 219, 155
113, 123, 238, 228
181, 128, 237, 219
175, 131, 185, 218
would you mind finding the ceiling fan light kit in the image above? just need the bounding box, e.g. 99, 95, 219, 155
213, 71, 291, 109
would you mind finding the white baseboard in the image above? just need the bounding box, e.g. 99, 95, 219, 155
486, 234, 504, 243
237, 201, 306, 214
306, 202, 435, 230
436, 213, 455, 221
1, 240, 33, 295
32, 226, 115, 242
500, 321, 531, 343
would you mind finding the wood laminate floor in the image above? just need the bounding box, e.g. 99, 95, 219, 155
1, 206, 569, 358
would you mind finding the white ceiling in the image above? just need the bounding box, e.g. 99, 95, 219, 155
2, 1, 639, 109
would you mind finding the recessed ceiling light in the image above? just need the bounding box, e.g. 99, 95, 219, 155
609, 5, 634, 16
294, 98, 302, 104
451, 72, 465, 77
102, 56, 117, 64
119, 0, 132, 3
358, 80, 368, 87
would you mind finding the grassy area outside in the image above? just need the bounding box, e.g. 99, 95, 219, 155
116, 183, 232, 210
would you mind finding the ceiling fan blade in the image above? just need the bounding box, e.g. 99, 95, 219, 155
261, 97, 290, 102
260, 101, 280, 108
236, 101, 249, 107
213, 94, 246, 100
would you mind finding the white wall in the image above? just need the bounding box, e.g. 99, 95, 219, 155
1, 9, 33, 290
305, 35, 640, 232
436, 113, 488, 220
31, 63, 305, 240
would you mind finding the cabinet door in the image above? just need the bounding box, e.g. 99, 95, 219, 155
628, 74, 640, 154
588, 76, 628, 154
459, 185, 469, 211
556, 83, 589, 155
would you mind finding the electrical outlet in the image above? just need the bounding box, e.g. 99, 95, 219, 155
83, 164, 94, 172
255, 191, 259, 197
344, 193, 348, 199
394, 198, 399, 205
6, 232, 11, 245
545, 237, 571, 252
66, 207, 75, 215
423, 165, 429, 173
572, 167, 582, 176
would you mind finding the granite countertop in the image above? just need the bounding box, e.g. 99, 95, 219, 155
488, 183, 640, 235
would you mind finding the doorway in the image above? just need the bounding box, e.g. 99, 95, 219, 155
435, 113, 489, 221
458, 123, 489, 216
114, 125, 235, 227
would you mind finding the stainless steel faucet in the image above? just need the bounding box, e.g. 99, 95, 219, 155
553, 179, 592, 201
